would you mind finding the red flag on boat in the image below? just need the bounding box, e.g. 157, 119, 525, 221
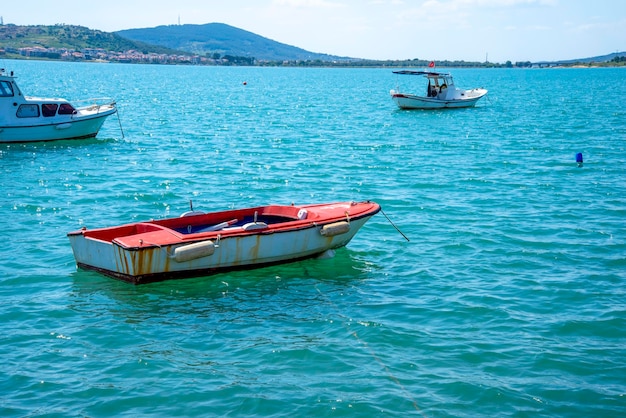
428, 61, 435, 68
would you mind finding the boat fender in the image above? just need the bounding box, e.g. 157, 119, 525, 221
297, 209, 307, 220
173, 240, 215, 263
320, 221, 350, 237
55, 123, 72, 130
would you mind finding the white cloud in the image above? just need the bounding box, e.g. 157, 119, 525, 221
271, 0, 344, 8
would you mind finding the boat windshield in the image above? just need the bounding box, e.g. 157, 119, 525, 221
58, 103, 76, 114
16, 104, 40, 118
428, 74, 453, 88
42, 104, 59, 117
0, 80, 14, 97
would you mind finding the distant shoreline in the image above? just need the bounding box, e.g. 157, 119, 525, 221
3, 54, 625, 69
2, 23, 624, 69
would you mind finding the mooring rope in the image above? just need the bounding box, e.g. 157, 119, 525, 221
116, 108, 125, 139
313, 284, 426, 415
380, 207, 410, 242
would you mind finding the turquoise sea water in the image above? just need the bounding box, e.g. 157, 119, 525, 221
1, 59, 625, 417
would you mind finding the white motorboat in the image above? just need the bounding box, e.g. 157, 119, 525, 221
390, 70, 487, 109
0, 68, 117, 143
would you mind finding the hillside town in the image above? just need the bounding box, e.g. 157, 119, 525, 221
1, 45, 229, 65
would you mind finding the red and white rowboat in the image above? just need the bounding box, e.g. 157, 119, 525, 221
68, 201, 380, 284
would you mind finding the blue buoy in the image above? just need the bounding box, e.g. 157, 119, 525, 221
576, 152, 583, 167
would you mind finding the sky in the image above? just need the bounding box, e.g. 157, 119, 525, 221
1, 0, 625, 63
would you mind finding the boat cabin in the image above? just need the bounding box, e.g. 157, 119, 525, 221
425, 73, 455, 97
1, 74, 77, 122
392, 70, 455, 97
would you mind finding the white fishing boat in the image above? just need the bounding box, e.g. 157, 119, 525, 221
390, 70, 487, 109
0, 68, 117, 143
68, 201, 381, 284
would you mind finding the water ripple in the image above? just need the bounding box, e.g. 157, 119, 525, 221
1, 61, 625, 417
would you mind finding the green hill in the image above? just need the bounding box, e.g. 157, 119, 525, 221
0, 24, 184, 55
1, 23, 623, 67
116, 23, 350, 62
540, 51, 626, 65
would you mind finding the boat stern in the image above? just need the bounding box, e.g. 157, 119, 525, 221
68, 228, 122, 274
